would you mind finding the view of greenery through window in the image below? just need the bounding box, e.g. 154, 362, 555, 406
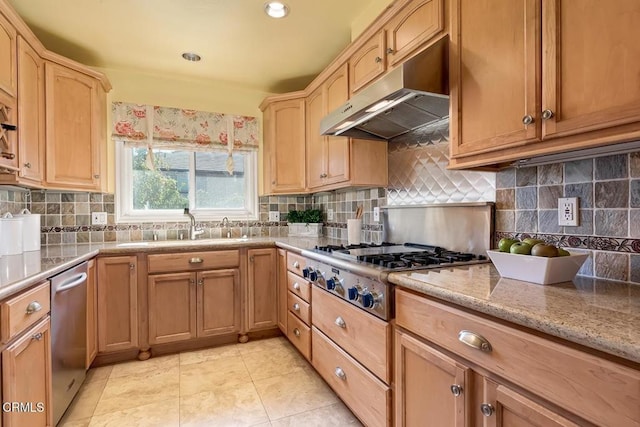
131, 147, 246, 210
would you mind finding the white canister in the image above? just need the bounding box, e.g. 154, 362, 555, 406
15, 209, 41, 252
0, 213, 24, 255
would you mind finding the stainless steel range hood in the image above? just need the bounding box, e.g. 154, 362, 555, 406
320, 37, 449, 141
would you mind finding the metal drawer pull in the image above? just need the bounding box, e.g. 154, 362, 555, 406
480, 403, 495, 417
189, 257, 203, 264
450, 384, 463, 396
292, 303, 300, 311
458, 330, 492, 353
334, 367, 346, 380
293, 328, 301, 337
293, 282, 300, 290
32, 332, 43, 341
293, 261, 300, 269
25, 301, 42, 314
334, 316, 346, 328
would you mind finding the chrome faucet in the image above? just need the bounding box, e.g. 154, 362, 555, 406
221, 217, 231, 238
184, 208, 204, 240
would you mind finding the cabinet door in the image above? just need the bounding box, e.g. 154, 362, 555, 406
482, 379, 581, 427
0, 12, 17, 97
16, 37, 45, 185
324, 64, 350, 185
450, 0, 541, 159
246, 248, 277, 331
2, 316, 52, 427
386, 0, 445, 67
45, 62, 102, 190
198, 268, 241, 336
276, 249, 288, 333
86, 258, 97, 368
97, 256, 138, 352
541, 0, 640, 139
148, 272, 196, 344
395, 328, 469, 427
266, 98, 306, 193
349, 30, 386, 94
305, 86, 326, 190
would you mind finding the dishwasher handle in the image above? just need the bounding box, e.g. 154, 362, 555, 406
55, 273, 87, 293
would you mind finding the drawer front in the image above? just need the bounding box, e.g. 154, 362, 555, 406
1, 281, 50, 343
312, 287, 390, 383
286, 252, 307, 275
287, 311, 311, 360
287, 291, 310, 325
147, 250, 239, 273
312, 326, 390, 427
287, 271, 311, 302
395, 289, 640, 427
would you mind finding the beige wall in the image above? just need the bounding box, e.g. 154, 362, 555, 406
351, 0, 394, 40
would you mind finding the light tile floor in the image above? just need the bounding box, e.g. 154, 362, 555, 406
58, 336, 363, 427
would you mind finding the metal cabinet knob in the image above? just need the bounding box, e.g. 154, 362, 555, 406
93, 174, 100, 179
334, 367, 346, 380
129, 263, 135, 270
23, 162, 31, 168
31, 332, 43, 341
293, 282, 301, 291
292, 303, 300, 311
458, 330, 492, 352
450, 384, 463, 396
522, 115, 534, 125
375, 56, 382, 63
293, 328, 301, 337
480, 403, 495, 417
189, 257, 204, 264
293, 261, 300, 269
25, 301, 42, 314
386, 48, 395, 54
542, 109, 554, 120
197, 279, 204, 286
334, 316, 346, 328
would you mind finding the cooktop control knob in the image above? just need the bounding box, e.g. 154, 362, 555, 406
361, 290, 381, 308
326, 277, 336, 290
302, 267, 311, 279
347, 285, 361, 301
309, 269, 318, 282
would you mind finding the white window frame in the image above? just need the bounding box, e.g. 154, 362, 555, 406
115, 140, 258, 223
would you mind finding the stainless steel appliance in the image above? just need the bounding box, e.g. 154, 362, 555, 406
51, 262, 88, 425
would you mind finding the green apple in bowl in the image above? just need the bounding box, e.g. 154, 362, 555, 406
498, 238, 519, 252
531, 243, 559, 257
522, 238, 545, 247
509, 242, 532, 255
557, 248, 571, 256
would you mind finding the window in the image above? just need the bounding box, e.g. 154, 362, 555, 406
116, 142, 257, 222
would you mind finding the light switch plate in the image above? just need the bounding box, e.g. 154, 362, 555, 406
327, 208, 334, 221
558, 197, 579, 226
268, 211, 280, 222
92, 212, 107, 225
373, 207, 380, 222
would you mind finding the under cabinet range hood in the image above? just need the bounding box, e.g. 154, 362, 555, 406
320, 37, 449, 141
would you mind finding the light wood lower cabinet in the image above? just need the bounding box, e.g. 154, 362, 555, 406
97, 256, 138, 353
395, 288, 640, 427
86, 258, 97, 368
246, 248, 277, 331
2, 316, 52, 427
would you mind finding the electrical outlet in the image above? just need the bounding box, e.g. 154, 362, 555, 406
373, 207, 380, 222
268, 211, 280, 222
92, 212, 107, 225
327, 208, 334, 221
558, 197, 579, 226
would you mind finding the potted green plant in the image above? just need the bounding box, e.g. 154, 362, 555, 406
287, 208, 323, 237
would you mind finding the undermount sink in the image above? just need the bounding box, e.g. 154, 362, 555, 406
116, 242, 150, 247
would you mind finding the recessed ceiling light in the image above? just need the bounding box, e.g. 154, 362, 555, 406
264, 1, 289, 18
182, 52, 201, 62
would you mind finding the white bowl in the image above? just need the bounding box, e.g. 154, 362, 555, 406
487, 249, 588, 285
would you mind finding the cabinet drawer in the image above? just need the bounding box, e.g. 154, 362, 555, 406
287, 271, 311, 302
287, 312, 310, 360
287, 291, 310, 325
312, 326, 390, 427
1, 281, 50, 343
312, 287, 391, 383
147, 250, 239, 273
395, 289, 640, 427
286, 252, 307, 275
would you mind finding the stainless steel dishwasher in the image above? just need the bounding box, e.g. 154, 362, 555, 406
50, 261, 87, 425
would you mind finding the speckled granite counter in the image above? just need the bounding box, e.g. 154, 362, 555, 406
387, 264, 640, 364
0, 236, 336, 301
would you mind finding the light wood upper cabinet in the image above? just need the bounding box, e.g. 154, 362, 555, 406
246, 248, 277, 331
386, 0, 445, 67
305, 85, 326, 190
449, 0, 640, 169
0, 11, 17, 98
44, 61, 105, 191
97, 256, 138, 353
2, 316, 53, 427
350, 30, 386, 94
262, 95, 306, 194
16, 36, 45, 185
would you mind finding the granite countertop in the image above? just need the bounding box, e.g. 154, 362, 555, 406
0, 236, 336, 300
387, 264, 640, 364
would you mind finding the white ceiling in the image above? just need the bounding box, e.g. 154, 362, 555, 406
7, 0, 379, 93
